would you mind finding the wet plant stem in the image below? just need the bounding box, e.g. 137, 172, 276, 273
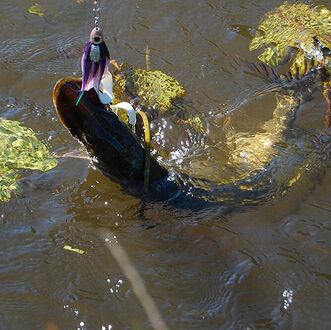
99, 230, 168, 330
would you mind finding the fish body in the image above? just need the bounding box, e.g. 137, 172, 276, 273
54, 78, 170, 194
53, 62, 327, 209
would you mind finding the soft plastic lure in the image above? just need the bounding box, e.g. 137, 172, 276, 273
76, 28, 136, 124
76, 27, 110, 106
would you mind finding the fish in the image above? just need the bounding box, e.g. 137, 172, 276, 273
53, 73, 327, 211
53, 78, 173, 195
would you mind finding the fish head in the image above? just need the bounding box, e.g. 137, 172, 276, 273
53, 77, 167, 187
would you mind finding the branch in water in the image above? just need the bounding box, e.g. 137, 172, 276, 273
99, 229, 169, 330
323, 80, 331, 132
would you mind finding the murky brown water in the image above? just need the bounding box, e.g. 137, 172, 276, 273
1, 0, 331, 329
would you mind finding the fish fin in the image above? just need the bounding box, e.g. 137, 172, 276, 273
237, 55, 322, 88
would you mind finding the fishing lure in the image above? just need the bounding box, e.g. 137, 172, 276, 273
76, 27, 110, 106
76, 1, 136, 125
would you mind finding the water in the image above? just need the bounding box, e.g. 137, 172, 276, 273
0, 0, 330, 328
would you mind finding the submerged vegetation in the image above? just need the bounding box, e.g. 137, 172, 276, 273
250, 1, 330, 129
249, 1, 330, 73
0, 119, 57, 202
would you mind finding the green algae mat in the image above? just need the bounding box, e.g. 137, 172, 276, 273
0, 119, 57, 202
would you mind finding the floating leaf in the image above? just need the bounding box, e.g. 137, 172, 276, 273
63, 245, 85, 254
28, 3, 45, 17
0, 119, 58, 202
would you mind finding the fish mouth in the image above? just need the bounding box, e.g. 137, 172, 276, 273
53, 77, 94, 141
53, 77, 167, 187
53, 77, 105, 142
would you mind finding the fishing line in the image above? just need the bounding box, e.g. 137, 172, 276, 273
93, 0, 101, 30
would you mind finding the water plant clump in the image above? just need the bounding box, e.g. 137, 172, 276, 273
249, 1, 330, 73
113, 63, 186, 113
111, 63, 207, 133
0, 119, 58, 202
250, 1, 331, 129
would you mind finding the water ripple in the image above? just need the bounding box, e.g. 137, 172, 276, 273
0, 33, 84, 75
